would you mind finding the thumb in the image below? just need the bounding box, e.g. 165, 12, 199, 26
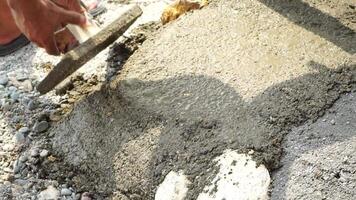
43, 35, 60, 56
59, 9, 87, 26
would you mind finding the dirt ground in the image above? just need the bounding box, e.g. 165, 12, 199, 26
47, 0, 355, 199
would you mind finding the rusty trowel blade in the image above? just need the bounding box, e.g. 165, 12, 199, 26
36, 5, 142, 94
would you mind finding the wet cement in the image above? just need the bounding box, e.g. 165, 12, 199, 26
49, 0, 355, 199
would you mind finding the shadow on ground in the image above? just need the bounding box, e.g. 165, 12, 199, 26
257, 0, 356, 54
49, 61, 355, 199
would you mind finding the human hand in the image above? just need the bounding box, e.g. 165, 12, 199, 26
7, 0, 87, 55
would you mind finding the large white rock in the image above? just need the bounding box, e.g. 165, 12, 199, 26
155, 171, 190, 200
197, 150, 271, 200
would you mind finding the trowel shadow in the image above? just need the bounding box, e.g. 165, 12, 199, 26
257, 0, 356, 54
49, 62, 355, 199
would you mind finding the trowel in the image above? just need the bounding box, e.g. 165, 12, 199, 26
36, 4, 142, 94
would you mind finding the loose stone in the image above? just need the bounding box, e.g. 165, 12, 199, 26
33, 121, 49, 133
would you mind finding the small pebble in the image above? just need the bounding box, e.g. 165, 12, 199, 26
0, 76, 9, 85
4, 181, 11, 185
19, 155, 28, 162
13, 160, 23, 174
8, 86, 17, 91
10, 92, 20, 101
1, 174, 14, 182
21, 97, 30, 106
33, 121, 49, 133
2, 144, 15, 151
3, 167, 13, 173
27, 100, 37, 111
49, 111, 62, 122
12, 116, 22, 123
21, 80, 33, 92
14, 174, 21, 179
13, 132, 26, 144
40, 149, 49, 157
30, 148, 39, 157
81, 192, 92, 200
24, 182, 34, 190
18, 127, 30, 134
16, 74, 27, 81
75, 193, 81, 200
61, 188, 72, 196
330, 119, 336, 125
2, 102, 11, 111
14, 179, 28, 186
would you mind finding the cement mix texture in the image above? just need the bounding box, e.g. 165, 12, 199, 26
48, 0, 355, 199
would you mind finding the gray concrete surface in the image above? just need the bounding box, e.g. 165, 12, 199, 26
272, 91, 356, 200
48, 0, 355, 199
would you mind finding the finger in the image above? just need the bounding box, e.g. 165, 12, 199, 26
53, 0, 85, 13
58, 8, 87, 26
44, 36, 60, 56
71, 0, 86, 13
